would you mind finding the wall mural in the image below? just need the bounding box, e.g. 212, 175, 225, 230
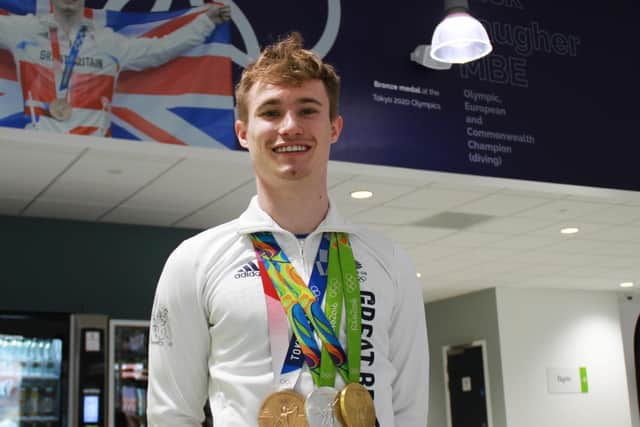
0, 0, 637, 191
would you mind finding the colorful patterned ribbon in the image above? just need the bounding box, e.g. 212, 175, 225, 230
252, 231, 361, 386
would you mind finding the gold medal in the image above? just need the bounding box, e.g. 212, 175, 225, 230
49, 98, 72, 121
258, 390, 309, 427
337, 383, 376, 427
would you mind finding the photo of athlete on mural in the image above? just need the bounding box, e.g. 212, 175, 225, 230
0, 0, 230, 136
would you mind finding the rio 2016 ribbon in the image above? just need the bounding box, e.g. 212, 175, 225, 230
252, 232, 349, 385
317, 232, 361, 387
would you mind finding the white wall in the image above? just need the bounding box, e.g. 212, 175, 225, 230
619, 295, 640, 427
496, 288, 632, 427
425, 288, 507, 427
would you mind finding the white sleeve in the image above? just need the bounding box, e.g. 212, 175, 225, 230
147, 243, 211, 427
389, 245, 430, 426
0, 15, 26, 49
107, 14, 216, 71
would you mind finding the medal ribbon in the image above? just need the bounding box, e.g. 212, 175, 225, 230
319, 232, 362, 386
49, 25, 87, 100
252, 232, 348, 385
254, 233, 330, 388
252, 232, 362, 386
280, 234, 331, 383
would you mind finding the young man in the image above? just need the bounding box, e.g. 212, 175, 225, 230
147, 33, 429, 426
0, 0, 230, 136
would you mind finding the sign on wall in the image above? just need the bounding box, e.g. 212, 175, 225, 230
546, 367, 589, 394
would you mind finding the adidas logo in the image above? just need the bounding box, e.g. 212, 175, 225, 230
234, 261, 261, 279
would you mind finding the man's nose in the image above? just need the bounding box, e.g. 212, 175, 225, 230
279, 111, 303, 135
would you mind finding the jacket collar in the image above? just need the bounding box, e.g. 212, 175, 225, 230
235, 195, 360, 237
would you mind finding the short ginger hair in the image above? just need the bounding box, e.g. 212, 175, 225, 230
235, 32, 341, 122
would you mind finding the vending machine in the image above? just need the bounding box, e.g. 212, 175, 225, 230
0, 312, 109, 427
107, 320, 149, 427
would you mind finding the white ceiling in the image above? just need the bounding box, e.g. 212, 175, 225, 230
2, 127, 640, 302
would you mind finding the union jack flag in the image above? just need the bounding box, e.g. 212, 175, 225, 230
0, 0, 236, 149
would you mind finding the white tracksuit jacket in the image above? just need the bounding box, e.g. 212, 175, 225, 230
147, 196, 429, 426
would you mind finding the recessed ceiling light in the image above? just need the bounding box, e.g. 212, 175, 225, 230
560, 227, 579, 235
416, 272, 422, 278
620, 282, 634, 288
351, 190, 373, 200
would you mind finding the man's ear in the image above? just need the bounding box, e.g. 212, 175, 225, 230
330, 115, 343, 145
235, 120, 249, 149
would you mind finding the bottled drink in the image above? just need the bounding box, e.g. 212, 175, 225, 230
29, 385, 40, 415
40, 386, 55, 415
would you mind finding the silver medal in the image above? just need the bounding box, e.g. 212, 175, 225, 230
305, 387, 340, 427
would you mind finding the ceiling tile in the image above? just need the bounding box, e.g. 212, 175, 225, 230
431, 231, 507, 248
329, 180, 417, 206
101, 206, 188, 227
586, 225, 640, 242
517, 276, 616, 290
175, 181, 256, 229
332, 201, 372, 218
122, 159, 254, 211
0, 143, 83, 198
327, 172, 355, 188
444, 248, 524, 264
384, 226, 455, 244
0, 197, 30, 216
514, 200, 612, 220
505, 251, 592, 267
408, 245, 466, 263
545, 239, 640, 257
575, 205, 640, 225
498, 188, 568, 199
455, 194, 552, 216
24, 200, 109, 221
429, 180, 501, 193
487, 236, 559, 251
527, 221, 609, 239
468, 216, 556, 234
350, 206, 434, 225
560, 264, 629, 279
40, 149, 178, 205
385, 187, 487, 210
493, 263, 570, 278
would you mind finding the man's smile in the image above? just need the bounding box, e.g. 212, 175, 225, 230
273, 145, 310, 153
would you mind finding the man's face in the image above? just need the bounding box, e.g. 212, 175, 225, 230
52, 0, 85, 16
235, 79, 343, 187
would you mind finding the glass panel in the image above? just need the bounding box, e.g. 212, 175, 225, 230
112, 326, 149, 427
0, 334, 63, 427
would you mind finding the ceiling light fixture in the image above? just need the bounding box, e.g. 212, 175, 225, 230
560, 227, 579, 235
620, 282, 634, 288
350, 190, 373, 200
416, 272, 422, 278
412, 0, 492, 68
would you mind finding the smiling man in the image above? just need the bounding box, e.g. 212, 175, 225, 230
148, 33, 429, 427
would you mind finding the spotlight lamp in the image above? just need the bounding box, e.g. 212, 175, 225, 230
411, 0, 492, 68
431, 0, 493, 64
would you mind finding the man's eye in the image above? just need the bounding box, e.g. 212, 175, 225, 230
300, 108, 318, 116
260, 110, 280, 118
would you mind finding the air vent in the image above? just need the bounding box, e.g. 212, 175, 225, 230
413, 212, 494, 230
